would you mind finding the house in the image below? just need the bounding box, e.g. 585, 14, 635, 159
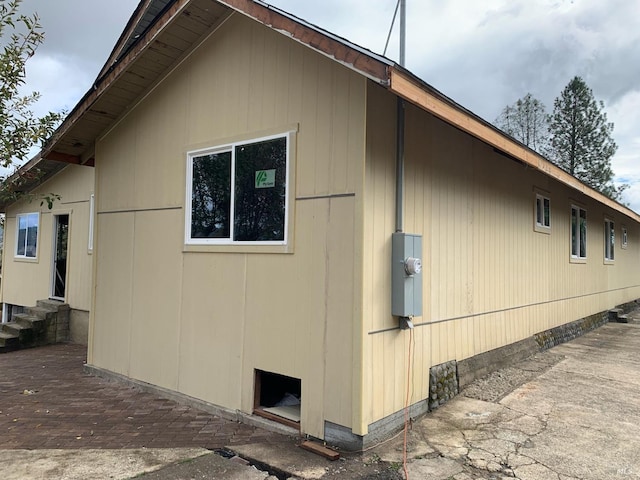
0, 158, 94, 345
21, 0, 640, 448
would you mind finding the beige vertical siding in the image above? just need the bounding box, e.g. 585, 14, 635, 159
92, 13, 366, 439
2, 165, 94, 312
362, 83, 640, 430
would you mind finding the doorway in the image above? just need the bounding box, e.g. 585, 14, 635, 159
51, 214, 69, 301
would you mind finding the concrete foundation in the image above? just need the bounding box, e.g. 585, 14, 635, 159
458, 337, 539, 389
85, 302, 638, 452
70, 309, 89, 345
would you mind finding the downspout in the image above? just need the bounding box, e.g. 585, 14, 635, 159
396, 97, 405, 233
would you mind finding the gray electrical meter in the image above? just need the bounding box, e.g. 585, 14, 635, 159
391, 232, 423, 318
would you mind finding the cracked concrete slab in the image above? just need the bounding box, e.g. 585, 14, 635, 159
371, 322, 640, 480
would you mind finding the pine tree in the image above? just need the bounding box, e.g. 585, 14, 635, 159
547, 76, 622, 200
495, 93, 549, 153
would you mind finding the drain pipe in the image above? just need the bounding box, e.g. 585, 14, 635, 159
391, 1, 421, 331
396, 97, 405, 233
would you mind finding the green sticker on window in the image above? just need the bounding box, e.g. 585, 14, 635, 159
255, 169, 276, 188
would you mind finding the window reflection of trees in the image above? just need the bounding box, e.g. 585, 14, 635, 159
234, 138, 286, 242
189, 137, 286, 242
191, 151, 231, 239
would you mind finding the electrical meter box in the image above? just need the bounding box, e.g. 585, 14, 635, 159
391, 233, 423, 318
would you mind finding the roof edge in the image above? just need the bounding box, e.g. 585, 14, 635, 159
219, 0, 392, 84
388, 67, 640, 223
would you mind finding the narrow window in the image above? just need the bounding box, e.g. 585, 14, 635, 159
534, 193, 551, 233
15, 212, 39, 259
621, 225, 628, 249
88, 193, 95, 252
604, 219, 615, 262
186, 133, 289, 245
571, 206, 587, 260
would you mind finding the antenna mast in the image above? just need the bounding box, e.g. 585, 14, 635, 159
383, 0, 407, 65
399, 0, 406, 66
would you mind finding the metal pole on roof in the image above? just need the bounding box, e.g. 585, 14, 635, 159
399, 0, 406, 66
395, 0, 406, 233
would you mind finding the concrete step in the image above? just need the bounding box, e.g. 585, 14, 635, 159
1, 299, 69, 352
617, 314, 629, 324
2, 322, 35, 345
0, 330, 20, 350
608, 309, 623, 322
24, 306, 58, 322
14, 313, 46, 332
36, 299, 68, 311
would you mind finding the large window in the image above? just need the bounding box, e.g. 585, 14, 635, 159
571, 205, 587, 260
186, 134, 289, 245
15, 212, 39, 259
604, 218, 615, 262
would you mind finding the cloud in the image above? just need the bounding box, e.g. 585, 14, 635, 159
20, 55, 93, 115
29, 0, 137, 62
13, 0, 640, 213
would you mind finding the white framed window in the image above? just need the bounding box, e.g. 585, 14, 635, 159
621, 225, 628, 249
534, 193, 551, 233
604, 218, 615, 262
570, 205, 587, 260
15, 212, 40, 259
88, 193, 95, 253
185, 133, 289, 245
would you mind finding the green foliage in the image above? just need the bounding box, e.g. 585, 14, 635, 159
0, 0, 64, 207
495, 93, 549, 153
496, 78, 627, 202
547, 76, 624, 200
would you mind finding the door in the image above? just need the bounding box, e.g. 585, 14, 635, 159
51, 214, 69, 300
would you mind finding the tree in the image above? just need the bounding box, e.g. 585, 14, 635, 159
547, 76, 623, 200
0, 0, 63, 199
495, 93, 549, 153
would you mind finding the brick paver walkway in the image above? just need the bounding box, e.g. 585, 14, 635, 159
0, 344, 283, 449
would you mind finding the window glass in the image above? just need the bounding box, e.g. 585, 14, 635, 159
571, 206, 587, 259
543, 198, 550, 226
191, 151, 232, 239
234, 137, 286, 242
579, 209, 587, 258
187, 134, 288, 245
88, 194, 95, 252
571, 207, 578, 256
16, 212, 39, 258
605, 219, 615, 261
535, 194, 550, 229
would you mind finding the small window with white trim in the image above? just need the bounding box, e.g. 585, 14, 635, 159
88, 193, 95, 252
534, 193, 551, 233
186, 133, 289, 245
604, 218, 615, 262
570, 205, 587, 260
621, 225, 628, 249
15, 212, 39, 259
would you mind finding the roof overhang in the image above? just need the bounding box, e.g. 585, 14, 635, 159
388, 68, 640, 222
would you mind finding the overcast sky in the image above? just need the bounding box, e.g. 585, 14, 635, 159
19, 0, 640, 212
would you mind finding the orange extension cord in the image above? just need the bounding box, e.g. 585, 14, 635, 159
402, 327, 414, 480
